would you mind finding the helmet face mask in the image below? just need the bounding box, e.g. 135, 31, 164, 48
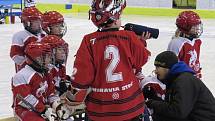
49, 22, 67, 38
25, 42, 52, 73
35, 53, 52, 70
54, 46, 67, 65
41, 35, 68, 65
24, 19, 42, 35
188, 23, 203, 38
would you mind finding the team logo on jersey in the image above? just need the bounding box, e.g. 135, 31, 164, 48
36, 81, 48, 98
188, 50, 200, 71
112, 92, 119, 100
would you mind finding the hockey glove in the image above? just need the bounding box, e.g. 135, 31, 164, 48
56, 104, 71, 120
41, 107, 57, 121
52, 99, 71, 120
58, 80, 69, 96
60, 91, 86, 115
142, 86, 162, 101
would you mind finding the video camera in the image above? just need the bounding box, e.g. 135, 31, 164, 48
124, 23, 159, 39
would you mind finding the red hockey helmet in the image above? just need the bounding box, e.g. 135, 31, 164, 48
41, 35, 68, 49
89, 0, 126, 28
42, 11, 67, 37
21, 6, 42, 22
176, 11, 203, 37
41, 35, 68, 65
25, 42, 52, 73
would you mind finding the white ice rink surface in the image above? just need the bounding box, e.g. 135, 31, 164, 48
0, 14, 215, 118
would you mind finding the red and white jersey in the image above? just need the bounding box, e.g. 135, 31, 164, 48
12, 65, 57, 113
49, 64, 66, 87
168, 37, 202, 78
140, 75, 166, 100
10, 30, 45, 72
72, 30, 150, 121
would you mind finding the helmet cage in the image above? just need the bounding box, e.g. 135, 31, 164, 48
41, 35, 68, 65
23, 19, 42, 35
25, 43, 52, 73
34, 53, 52, 71
52, 43, 68, 65
188, 23, 203, 38
48, 22, 67, 38
26, 50, 52, 73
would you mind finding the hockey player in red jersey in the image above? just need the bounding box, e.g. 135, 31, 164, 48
41, 35, 69, 96
10, 7, 45, 72
61, 0, 151, 120
168, 11, 203, 79
42, 11, 67, 38
11, 41, 71, 121
41, 11, 69, 96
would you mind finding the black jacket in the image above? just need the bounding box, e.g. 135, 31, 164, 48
147, 62, 215, 121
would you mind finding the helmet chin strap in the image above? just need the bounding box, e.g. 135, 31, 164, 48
179, 33, 194, 41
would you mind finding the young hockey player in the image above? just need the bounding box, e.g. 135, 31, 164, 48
10, 6, 45, 72
61, 0, 151, 120
41, 35, 69, 96
11, 41, 70, 121
168, 11, 203, 79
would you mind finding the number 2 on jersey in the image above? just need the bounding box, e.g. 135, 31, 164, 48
104, 45, 123, 83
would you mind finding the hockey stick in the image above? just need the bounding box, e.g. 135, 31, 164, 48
16, 94, 40, 114
144, 104, 153, 121
17, 94, 83, 121
16, 94, 57, 121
